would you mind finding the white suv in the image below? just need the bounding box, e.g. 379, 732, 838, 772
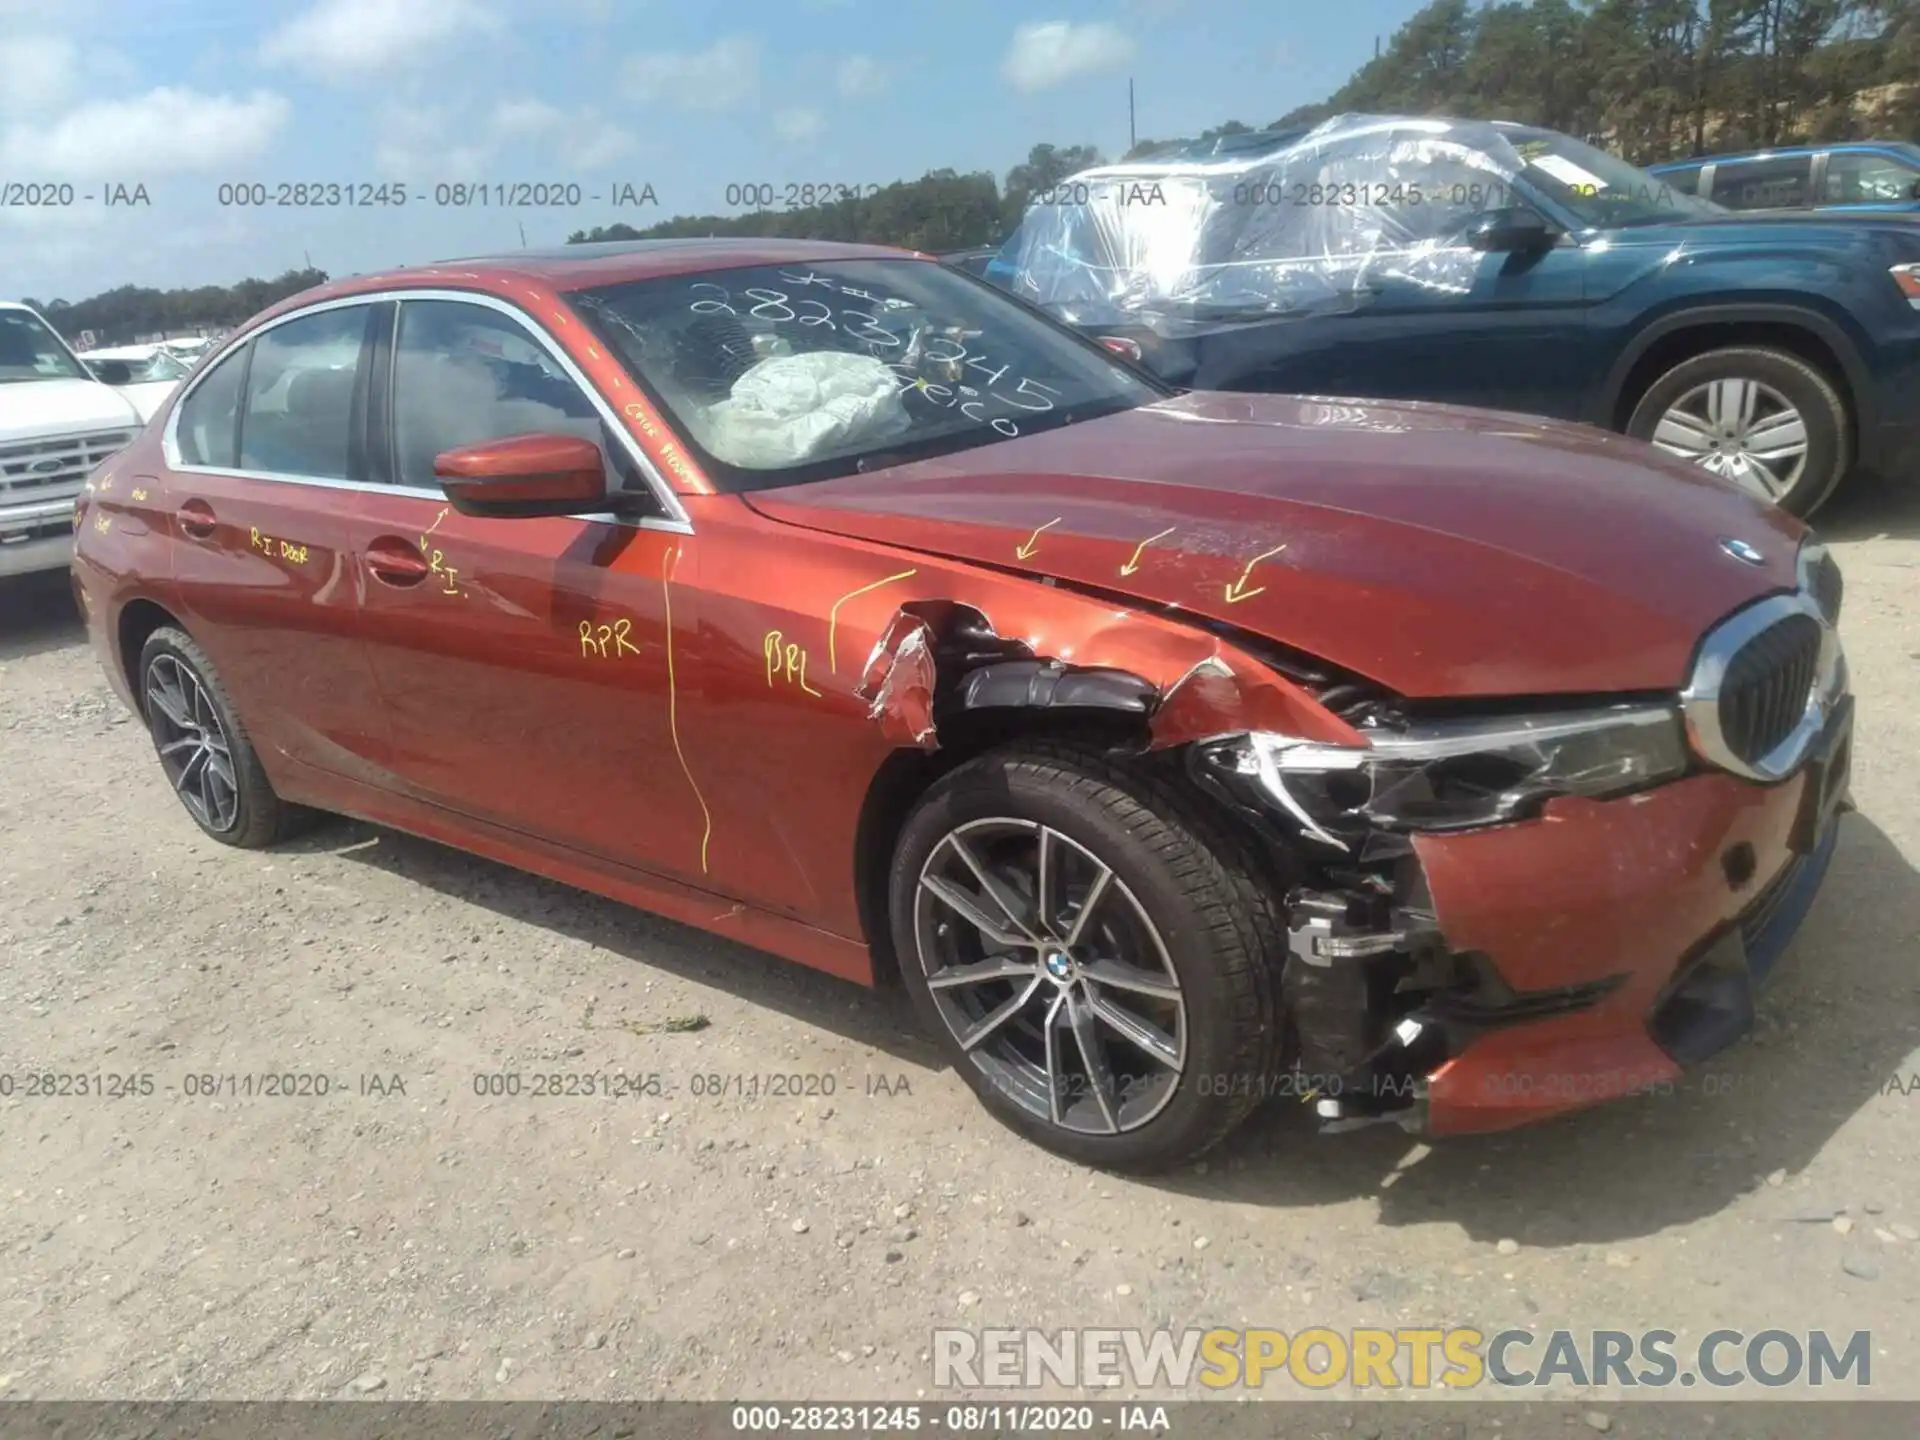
0, 302, 147, 579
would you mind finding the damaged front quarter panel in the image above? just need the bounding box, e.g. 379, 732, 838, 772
845, 579, 1612, 1137
853, 594, 1363, 756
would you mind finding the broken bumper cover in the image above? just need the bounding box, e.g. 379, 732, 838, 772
1411, 694, 1850, 1135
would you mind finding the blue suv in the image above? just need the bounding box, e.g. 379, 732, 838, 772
1648, 142, 1920, 214
984, 115, 1920, 515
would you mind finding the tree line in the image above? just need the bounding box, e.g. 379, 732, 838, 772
25, 1, 1919, 337
1266, 0, 1920, 164
20, 270, 328, 349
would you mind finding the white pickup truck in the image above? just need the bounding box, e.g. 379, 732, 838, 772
0, 301, 155, 579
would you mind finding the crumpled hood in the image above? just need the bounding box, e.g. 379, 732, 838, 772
0, 377, 143, 446
745, 391, 1805, 699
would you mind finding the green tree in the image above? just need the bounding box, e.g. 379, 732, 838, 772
1001, 143, 1106, 229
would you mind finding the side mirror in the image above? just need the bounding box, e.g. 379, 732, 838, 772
434, 433, 608, 518
90, 359, 134, 385
1097, 335, 1144, 363
1462, 207, 1557, 253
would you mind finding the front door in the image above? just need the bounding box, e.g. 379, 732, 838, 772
349, 294, 711, 888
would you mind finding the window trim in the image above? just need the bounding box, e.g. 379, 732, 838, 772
161, 287, 692, 535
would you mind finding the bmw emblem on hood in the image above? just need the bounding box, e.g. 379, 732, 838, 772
1718, 537, 1765, 566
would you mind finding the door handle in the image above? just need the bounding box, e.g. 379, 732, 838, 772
176, 499, 217, 541
366, 535, 430, 587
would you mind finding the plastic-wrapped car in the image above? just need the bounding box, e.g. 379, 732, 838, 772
983, 113, 1920, 517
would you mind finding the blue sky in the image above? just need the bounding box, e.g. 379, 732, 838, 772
2, 0, 1430, 303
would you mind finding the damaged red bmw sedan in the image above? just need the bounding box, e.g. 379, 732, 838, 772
71, 239, 1852, 1171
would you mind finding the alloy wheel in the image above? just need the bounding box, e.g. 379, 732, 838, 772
145, 653, 240, 832
912, 817, 1187, 1135
1649, 378, 1809, 502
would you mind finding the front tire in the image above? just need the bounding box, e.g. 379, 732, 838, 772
1625, 345, 1851, 517
888, 742, 1283, 1172
137, 626, 310, 848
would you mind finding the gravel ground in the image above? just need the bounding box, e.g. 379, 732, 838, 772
1, 483, 1917, 1411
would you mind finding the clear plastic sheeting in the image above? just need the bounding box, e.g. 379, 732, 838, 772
997, 114, 1536, 338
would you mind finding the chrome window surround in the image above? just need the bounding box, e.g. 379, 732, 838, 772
1679, 541, 1847, 784
159, 288, 693, 535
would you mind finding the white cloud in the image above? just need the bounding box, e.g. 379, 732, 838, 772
0, 89, 291, 177
0, 34, 78, 116
1001, 21, 1135, 93
372, 104, 496, 178
261, 0, 501, 80
835, 54, 888, 99
371, 100, 636, 177
623, 36, 760, 112
770, 107, 826, 146
557, 114, 635, 169
492, 98, 566, 137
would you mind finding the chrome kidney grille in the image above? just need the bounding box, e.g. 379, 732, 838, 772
1716, 613, 1823, 766
1680, 544, 1846, 784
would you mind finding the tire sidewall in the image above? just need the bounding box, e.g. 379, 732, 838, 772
138, 628, 262, 844
1626, 347, 1848, 517
889, 754, 1257, 1169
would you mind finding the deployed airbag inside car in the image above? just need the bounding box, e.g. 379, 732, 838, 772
699, 351, 911, 468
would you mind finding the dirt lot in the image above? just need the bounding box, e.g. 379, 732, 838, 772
2, 485, 1918, 1413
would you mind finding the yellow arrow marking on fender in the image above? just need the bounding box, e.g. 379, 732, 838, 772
1119, 526, 1176, 577
1015, 518, 1062, 561
1223, 544, 1287, 604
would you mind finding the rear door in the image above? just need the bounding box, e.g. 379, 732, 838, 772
163, 301, 392, 782
347, 293, 710, 886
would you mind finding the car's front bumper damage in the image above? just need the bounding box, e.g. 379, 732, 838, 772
1196, 691, 1852, 1137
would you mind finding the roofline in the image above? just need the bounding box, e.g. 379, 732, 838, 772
1649, 139, 1920, 168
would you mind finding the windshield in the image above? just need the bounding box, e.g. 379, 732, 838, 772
570, 258, 1162, 492
1501, 127, 1723, 226
0, 309, 90, 383
90, 351, 190, 383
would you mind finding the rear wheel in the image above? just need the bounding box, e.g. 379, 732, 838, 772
138, 626, 312, 848
888, 742, 1283, 1172
1625, 345, 1851, 517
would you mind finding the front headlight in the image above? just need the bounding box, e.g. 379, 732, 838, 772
1203, 703, 1690, 845
1797, 537, 1842, 625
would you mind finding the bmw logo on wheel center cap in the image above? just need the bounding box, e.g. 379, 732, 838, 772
1718, 537, 1765, 566
1043, 949, 1075, 982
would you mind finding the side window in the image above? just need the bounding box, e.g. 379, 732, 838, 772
238, 306, 371, 480
1660, 166, 1702, 197
391, 300, 625, 495
175, 344, 249, 467
1711, 155, 1813, 210
1823, 153, 1920, 205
